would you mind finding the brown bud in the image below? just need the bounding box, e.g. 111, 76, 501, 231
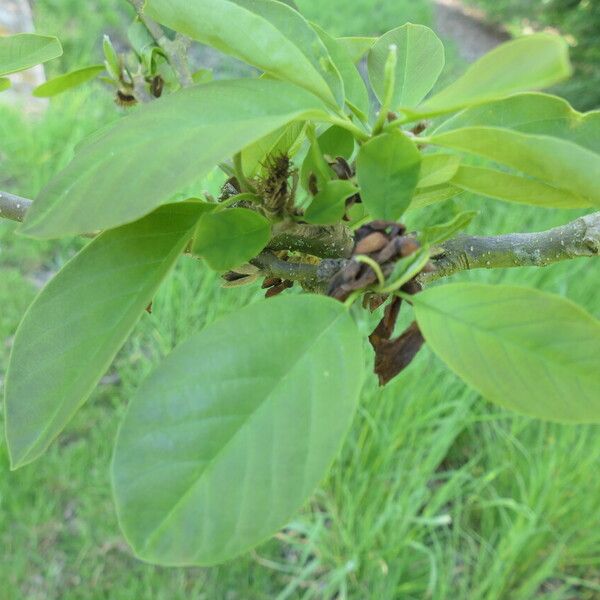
355, 232, 389, 255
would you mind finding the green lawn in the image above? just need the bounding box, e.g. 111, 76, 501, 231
1, 1, 599, 599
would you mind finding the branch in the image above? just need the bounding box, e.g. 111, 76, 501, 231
1, 188, 597, 287
0, 191, 32, 223
127, 0, 193, 87
422, 211, 600, 283
268, 221, 355, 259
252, 253, 346, 293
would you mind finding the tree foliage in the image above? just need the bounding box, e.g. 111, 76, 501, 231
1, 0, 598, 566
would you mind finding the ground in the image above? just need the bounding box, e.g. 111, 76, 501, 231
0, 1, 599, 599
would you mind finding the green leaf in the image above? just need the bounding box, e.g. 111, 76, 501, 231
381, 248, 431, 293
192, 208, 271, 271
0, 33, 62, 76
145, 0, 344, 107
409, 184, 462, 211
356, 131, 421, 221
368, 24, 444, 109
434, 93, 600, 153
301, 125, 355, 191
32, 65, 104, 97
22, 79, 329, 239
418, 153, 461, 188
412, 283, 600, 423
5, 202, 205, 469
112, 294, 364, 566
313, 24, 370, 120
304, 179, 358, 225
429, 127, 600, 207
103, 35, 121, 80
416, 34, 571, 118
0, 77, 11, 92
337, 36, 376, 64
419, 210, 477, 246
451, 165, 590, 209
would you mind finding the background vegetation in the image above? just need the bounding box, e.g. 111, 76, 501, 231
464, 0, 600, 110
0, 1, 598, 598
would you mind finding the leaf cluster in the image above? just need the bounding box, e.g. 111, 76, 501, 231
1, 0, 599, 567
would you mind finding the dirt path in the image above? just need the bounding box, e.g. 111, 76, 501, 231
433, 0, 509, 62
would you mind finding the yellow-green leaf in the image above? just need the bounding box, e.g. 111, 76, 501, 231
5, 203, 205, 469
0, 33, 62, 76
412, 283, 600, 423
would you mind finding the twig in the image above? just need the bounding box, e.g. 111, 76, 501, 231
421, 212, 600, 283
0, 189, 597, 287
0, 191, 32, 222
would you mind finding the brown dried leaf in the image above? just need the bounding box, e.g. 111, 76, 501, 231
372, 322, 425, 386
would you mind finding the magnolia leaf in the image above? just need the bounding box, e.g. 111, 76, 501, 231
22, 79, 328, 239
368, 24, 444, 108
192, 208, 271, 271
433, 93, 600, 153
145, 0, 344, 107
313, 24, 370, 120
356, 131, 421, 220
412, 283, 600, 423
0, 77, 11, 92
452, 165, 590, 209
415, 34, 571, 118
5, 202, 205, 469
0, 33, 62, 76
304, 179, 358, 225
382, 249, 431, 293
418, 153, 461, 188
103, 35, 121, 80
32, 65, 105, 97
409, 184, 462, 211
337, 36, 376, 63
301, 125, 355, 191
429, 127, 600, 207
419, 210, 477, 247
112, 294, 365, 566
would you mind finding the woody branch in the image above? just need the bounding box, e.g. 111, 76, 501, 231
0, 189, 598, 285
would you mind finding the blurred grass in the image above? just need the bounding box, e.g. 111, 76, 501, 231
0, 1, 599, 599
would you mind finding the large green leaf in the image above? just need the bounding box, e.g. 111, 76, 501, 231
21, 79, 329, 239
32, 64, 104, 97
0, 77, 11, 92
192, 208, 271, 271
112, 294, 364, 566
144, 0, 343, 107
452, 165, 590, 209
356, 131, 421, 220
414, 34, 571, 118
368, 24, 444, 109
0, 33, 62, 76
314, 24, 370, 119
5, 202, 205, 469
433, 93, 600, 153
429, 127, 600, 207
412, 283, 600, 423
